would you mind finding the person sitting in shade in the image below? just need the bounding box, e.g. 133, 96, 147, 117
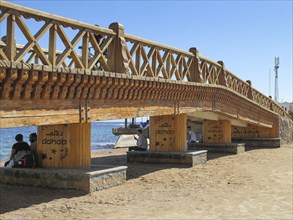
129, 129, 148, 151
4, 134, 31, 168
140, 120, 150, 139
187, 126, 197, 144
29, 132, 38, 165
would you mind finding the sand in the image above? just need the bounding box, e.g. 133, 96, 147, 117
0, 144, 292, 220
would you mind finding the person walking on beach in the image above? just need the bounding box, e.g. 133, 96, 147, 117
129, 129, 148, 151
187, 126, 197, 144
4, 134, 31, 168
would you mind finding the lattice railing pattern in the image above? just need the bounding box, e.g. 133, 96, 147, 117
225, 70, 250, 98
0, 2, 116, 71
197, 57, 222, 85
124, 34, 194, 81
271, 102, 287, 117
252, 89, 271, 109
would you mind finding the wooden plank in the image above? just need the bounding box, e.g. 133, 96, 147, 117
49, 24, 57, 66
6, 14, 16, 61
81, 33, 89, 69
0, 115, 80, 128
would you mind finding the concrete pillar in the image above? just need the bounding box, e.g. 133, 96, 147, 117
149, 113, 187, 152
203, 120, 231, 144
37, 123, 91, 169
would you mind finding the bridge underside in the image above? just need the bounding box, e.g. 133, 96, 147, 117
0, 66, 278, 129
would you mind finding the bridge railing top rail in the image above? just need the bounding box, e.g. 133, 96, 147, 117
0, 1, 290, 120
0, 0, 116, 71
0, 1, 115, 35
125, 34, 194, 57
124, 33, 195, 80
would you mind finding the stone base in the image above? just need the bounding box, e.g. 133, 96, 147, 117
127, 150, 207, 167
189, 143, 245, 154
0, 165, 127, 193
232, 138, 281, 148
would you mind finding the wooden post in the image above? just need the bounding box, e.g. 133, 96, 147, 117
246, 80, 253, 100
217, 61, 227, 86
37, 123, 91, 169
149, 113, 187, 152
49, 24, 57, 67
189, 47, 201, 83
108, 22, 129, 73
203, 120, 231, 144
6, 14, 16, 61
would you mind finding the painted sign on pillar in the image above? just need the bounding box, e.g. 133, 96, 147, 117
149, 114, 187, 152
232, 122, 279, 138
38, 124, 68, 168
203, 120, 231, 144
37, 123, 91, 169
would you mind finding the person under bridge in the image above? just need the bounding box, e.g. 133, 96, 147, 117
129, 129, 148, 151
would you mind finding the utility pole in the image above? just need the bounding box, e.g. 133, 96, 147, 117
274, 57, 279, 102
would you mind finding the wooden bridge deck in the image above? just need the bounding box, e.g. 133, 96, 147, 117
0, 1, 291, 129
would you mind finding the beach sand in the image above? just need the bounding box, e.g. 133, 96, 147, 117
0, 144, 292, 220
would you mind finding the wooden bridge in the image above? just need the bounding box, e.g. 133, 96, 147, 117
0, 1, 292, 169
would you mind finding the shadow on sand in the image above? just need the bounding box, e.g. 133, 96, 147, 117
0, 184, 86, 214
0, 151, 235, 214
91, 154, 189, 180
90, 151, 233, 180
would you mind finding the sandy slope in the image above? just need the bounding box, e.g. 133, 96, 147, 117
1, 145, 292, 220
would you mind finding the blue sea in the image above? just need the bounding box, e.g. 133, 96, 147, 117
0, 121, 126, 161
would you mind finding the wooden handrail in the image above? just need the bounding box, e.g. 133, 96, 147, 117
198, 55, 222, 68
0, 1, 115, 36
125, 34, 193, 57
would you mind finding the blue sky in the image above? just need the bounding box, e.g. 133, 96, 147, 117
5, 0, 293, 102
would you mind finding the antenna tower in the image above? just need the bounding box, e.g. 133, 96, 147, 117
274, 57, 279, 102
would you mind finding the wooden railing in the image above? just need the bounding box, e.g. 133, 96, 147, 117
0, 1, 290, 119
124, 34, 195, 81
0, 1, 116, 71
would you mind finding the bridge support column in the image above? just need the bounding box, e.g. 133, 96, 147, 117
127, 113, 207, 166
149, 113, 187, 152
37, 123, 91, 169
189, 120, 245, 154
2, 123, 128, 193
232, 119, 281, 148
203, 120, 231, 144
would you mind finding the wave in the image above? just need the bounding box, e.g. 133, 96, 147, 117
91, 142, 115, 150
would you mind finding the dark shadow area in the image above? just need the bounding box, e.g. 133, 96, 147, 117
0, 151, 239, 214
91, 150, 236, 180
0, 184, 86, 214
188, 147, 235, 161
91, 154, 189, 180
207, 152, 234, 160
126, 162, 188, 180
91, 154, 127, 166
244, 147, 279, 152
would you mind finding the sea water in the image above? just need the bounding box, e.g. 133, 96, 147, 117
0, 121, 125, 161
